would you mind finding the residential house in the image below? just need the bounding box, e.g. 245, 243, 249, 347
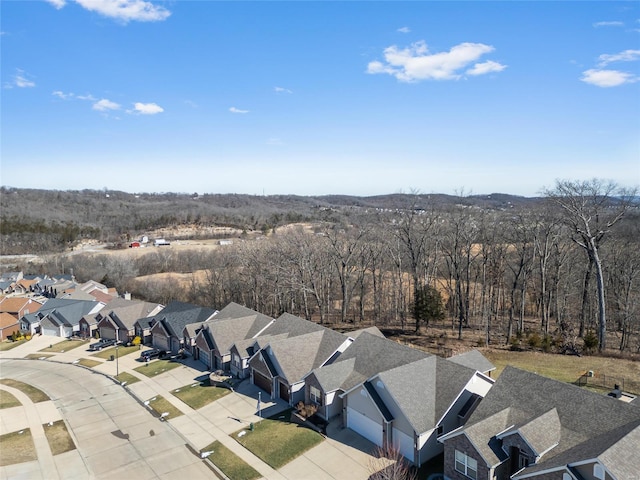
22, 298, 103, 337
144, 301, 216, 353
230, 333, 289, 379
304, 331, 430, 421
190, 302, 274, 371
0, 312, 20, 340
96, 299, 163, 343
0, 296, 43, 321
439, 366, 640, 480
249, 313, 352, 405
340, 353, 494, 466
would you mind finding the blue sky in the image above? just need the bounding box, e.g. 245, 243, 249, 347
1, 1, 639, 197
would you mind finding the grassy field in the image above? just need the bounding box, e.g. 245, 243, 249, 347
43, 420, 75, 455
38, 339, 88, 353
482, 349, 640, 394
171, 380, 230, 410
0, 379, 50, 403
134, 359, 182, 378
0, 429, 37, 466
200, 440, 261, 480
0, 390, 21, 409
233, 413, 324, 469
146, 395, 183, 420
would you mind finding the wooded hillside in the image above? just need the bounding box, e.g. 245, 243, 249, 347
2, 182, 638, 354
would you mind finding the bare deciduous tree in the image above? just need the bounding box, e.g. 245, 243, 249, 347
544, 179, 638, 351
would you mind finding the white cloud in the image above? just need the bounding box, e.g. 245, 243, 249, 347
397, 26, 411, 33
367, 40, 505, 82
52, 90, 72, 99
597, 49, 640, 67
11, 69, 36, 88
76, 93, 96, 101
229, 107, 249, 114
274, 86, 293, 94
92, 98, 121, 111
46, 0, 67, 9
466, 60, 507, 76
132, 102, 164, 114
593, 21, 624, 27
580, 69, 639, 87
48, 0, 170, 23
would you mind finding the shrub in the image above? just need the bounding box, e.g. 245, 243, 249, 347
583, 331, 599, 353
295, 401, 317, 419
528, 332, 542, 349
541, 335, 552, 353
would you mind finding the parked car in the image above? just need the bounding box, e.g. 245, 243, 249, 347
89, 339, 117, 351
139, 349, 166, 362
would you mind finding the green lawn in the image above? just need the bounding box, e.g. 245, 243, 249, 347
43, 420, 75, 455
115, 372, 141, 386
171, 379, 231, 410
77, 358, 102, 368
0, 390, 21, 409
0, 429, 36, 466
233, 412, 324, 469
483, 349, 640, 394
200, 440, 261, 480
38, 339, 88, 353
0, 379, 50, 403
146, 395, 184, 420
134, 359, 182, 378
25, 353, 54, 360
90, 344, 141, 359
0, 339, 28, 351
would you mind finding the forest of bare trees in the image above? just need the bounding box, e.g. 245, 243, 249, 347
5, 180, 639, 354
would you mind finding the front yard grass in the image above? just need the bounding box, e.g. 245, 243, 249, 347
90, 344, 141, 359
77, 358, 101, 368
200, 440, 261, 480
134, 359, 182, 378
0, 390, 21, 409
43, 420, 75, 455
25, 353, 54, 360
146, 395, 183, 420
38, 339, 88, 353
171, 379, 230, 410
233, 411, 324, 469
115, 372, 141, 386
0, 429, 37, 466
0, 379, 50, 403
0, 339, 28, 351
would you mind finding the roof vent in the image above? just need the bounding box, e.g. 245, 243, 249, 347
608, 384, 622, 399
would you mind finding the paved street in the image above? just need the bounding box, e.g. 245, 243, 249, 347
0, 335, 377, 480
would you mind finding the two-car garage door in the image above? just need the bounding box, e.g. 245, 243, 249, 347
346, 408, 382, 446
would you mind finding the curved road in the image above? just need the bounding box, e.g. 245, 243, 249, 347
0, 359, 214, 480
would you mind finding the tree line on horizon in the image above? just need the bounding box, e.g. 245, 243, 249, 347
4, 179, 639, 354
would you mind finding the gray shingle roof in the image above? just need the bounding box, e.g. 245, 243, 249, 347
311, 332, 430, 393
22, 298, 99, 327
200, 314, 274, 355
267, 327, 348, 383
149, 301, 216, 338
376, 356, 477, 434
457, 367, 640, 475
448, 349, 495, 374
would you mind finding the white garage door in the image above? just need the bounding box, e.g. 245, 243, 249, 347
42, 326, 59, 337
347, 407, 383, 446
393, 427, 414, 462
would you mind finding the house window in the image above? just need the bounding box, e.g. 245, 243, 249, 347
593, 464, 605, 480
455, 450, 478, 480
310, 386, 322, 405
233, 354, 240, 367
